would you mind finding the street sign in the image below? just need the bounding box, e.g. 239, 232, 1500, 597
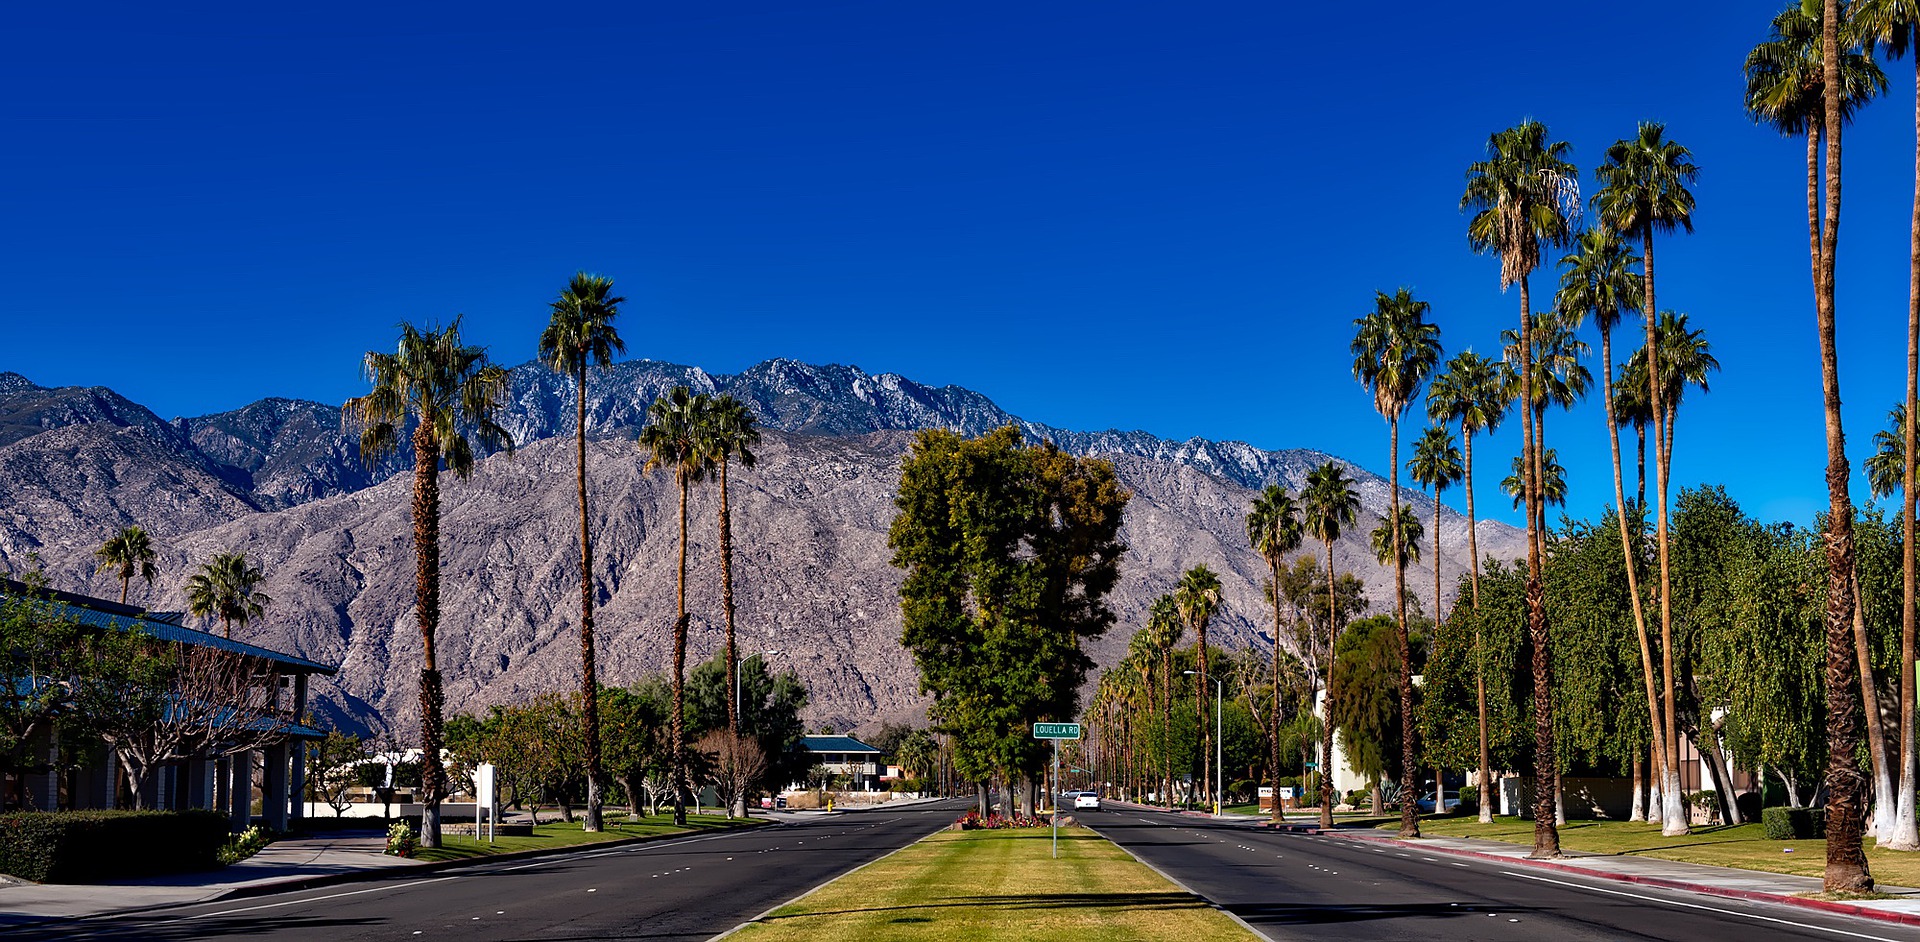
1033, 722, 1081, 740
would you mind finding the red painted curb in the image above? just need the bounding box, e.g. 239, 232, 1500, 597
1319, 828, 1920, 928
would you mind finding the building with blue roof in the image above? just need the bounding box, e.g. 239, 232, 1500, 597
1, 578, 338, 832
795, 734, 883, 792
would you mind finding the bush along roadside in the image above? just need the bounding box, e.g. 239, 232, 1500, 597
1761, 806, 1825, 840
218, 825, 275, 865
0, 810, 228, 883
385, 820, 418, 857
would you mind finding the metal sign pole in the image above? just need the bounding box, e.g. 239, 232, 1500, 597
1052, 737, 1060, 859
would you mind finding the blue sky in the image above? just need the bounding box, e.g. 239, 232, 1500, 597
2, 0, 1914, 528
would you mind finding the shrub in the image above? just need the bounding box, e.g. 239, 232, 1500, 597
385, 820, 418, 857
1344, 789, 1369, 808
1687, 790, 1720, 814
218, 826, 275, 865
0, 810, 229, 883
889, 778, 924, 793
1762, 806, 1825, 840
1456, 785, 1479, 814
952, 810, 1045, 830
1735, 791, 1763, 823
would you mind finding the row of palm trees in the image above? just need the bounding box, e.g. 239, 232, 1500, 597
95, 525, 272, 639
343, 273, 763, 846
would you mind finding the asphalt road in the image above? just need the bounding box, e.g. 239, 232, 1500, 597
1085, 805, 1920, 942
16, 800, 968, 942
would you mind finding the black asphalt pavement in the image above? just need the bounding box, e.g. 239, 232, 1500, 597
13, 800, 967, 942
1085, 805, 1920, 941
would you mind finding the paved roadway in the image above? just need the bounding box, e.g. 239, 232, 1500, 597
1085, 805, 1920, 942
13, 800, 968, 942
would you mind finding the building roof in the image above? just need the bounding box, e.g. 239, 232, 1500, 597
1, 578, 336, 675
798, 734, 881, 755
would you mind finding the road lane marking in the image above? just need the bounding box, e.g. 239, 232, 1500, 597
195, 879, 448, 918
1498, 870, 1904, 942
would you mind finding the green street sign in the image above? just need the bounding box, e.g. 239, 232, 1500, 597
1033, 723, 1081, 740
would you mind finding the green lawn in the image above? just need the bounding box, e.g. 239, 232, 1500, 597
413, 813, 763, 862
1404, 816, 1920, 888
729, 826, 1256, 941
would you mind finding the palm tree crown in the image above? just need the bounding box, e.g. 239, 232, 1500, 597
1369, 504, 1424, 571
1351, 288, 1444, 421
1744, 3, 1886, 136
1462, 121, 1580, 288
185, 551, 271, 639
1870, 404, 1909, 499
1303, 463, 1361, 548
1247, 485, 1304, 572
1409, 427, 1464, 499
540, 273, 627, 377
1428, 352, 1513, 438
641, 387, 715, 483
1556, 228, 1644, 336
1592, 123, 1699, 242
348, 317, 516, 474
95, 526, 158, 605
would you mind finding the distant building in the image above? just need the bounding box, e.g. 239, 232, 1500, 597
793, 734, 883, 792
1, 578, 336, 832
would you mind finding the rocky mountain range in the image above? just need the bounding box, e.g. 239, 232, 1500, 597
0, 360, 1526, 737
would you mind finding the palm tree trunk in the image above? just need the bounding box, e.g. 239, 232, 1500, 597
1602, 320, 1668, 829
1630, 753, 1646, 822
1819, 0, 1871, 887
1198, 618, 1210, 813
576, 368, 603, 833
1321, 539, 1338, 829
1465, 426, 1493, 824
1643, 227, 1688, 838
118, 574, 130, 606
411, 422, 445, 849
672, 471, 691, 827
1391, 418, 1419, 839
1162, 650, 1173, 807
1635, 425, 1647, 511
1854, 568, 1896, 841
1519, 275, 1559, 858
1270, 557, 1286, 824
1891, 39, 1920, 854
721, 455, 739, 736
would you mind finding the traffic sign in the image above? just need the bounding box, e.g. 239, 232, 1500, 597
1033, 722, 1081, 740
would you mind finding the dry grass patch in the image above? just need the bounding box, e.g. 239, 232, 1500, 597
730, 825, 1255, 941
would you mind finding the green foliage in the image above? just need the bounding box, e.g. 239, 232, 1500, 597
1762, 806, 1826, 841
0, 810, 228, 882
385, 819, 418, 857
1331, 615, 1425, 787
1456, 784, 1479, 813
685, 652, 809, 788
218, 825, 274, 865
890, 427, 1129, 787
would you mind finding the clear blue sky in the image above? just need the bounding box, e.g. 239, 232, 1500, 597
3, 0, 1914, 528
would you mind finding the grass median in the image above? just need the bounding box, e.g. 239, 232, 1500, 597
1404, 816, 1920, 887
414, 812, 763, 862
728, 824, 1255, 941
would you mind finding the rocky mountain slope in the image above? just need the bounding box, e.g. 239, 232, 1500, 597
0, 363, 1525, 735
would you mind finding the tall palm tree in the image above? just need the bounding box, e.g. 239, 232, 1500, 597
706, 395, 762, 736
1502, 450, 1566, 512
1247, 485, 1303, 823
1351, 287, 1443, 838
1557, 227, 1663, 823
1463, 119, 1578, 857
1870, 405, 1909, 500
1748, 1, 1882, 884
640, 386, 714, 826
1147, 594, 1184, 806
1127, 627, 1161, 802
1858, 0, 1920, 853
539, 271, 626, 834
1594, 121, 1697, 839
1427, 351, 1513, 823
1408, 426, 1463, 626
184, 550, 271, 639
345, 317, 514, 849
1502, 310, 1591, 546
1369, 504, 1423, 572
95, 526, 158, 605
1302, 461, 1360, 828
1176, 565, 1223, 812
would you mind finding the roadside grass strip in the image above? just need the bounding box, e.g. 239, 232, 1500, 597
414, 813, 763, 862
728, 825, 1256, 941
1405, 817, 1920, 887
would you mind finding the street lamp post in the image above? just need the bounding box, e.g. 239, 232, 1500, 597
1184, 670, 1224, 816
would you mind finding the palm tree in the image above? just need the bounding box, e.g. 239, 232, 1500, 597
1369, 504, 1423, 571
640, 386, 714, 826
1463, 120, 1578, 857
1247, 485, 1303, 823
1747, 0, 1881, 886
345, 317, 514, 849
1502, 310, 1591, 547
1871, 405, 1909, 500
1408, 426, 1463, 624
1302, 461, 1360, 828
1351, 287, 1442, 838
1127, 627, 1161, 802
1176, 565, 1223, 812
95, 526, 158, 605
705, 395, 762, 736
539, 271, 626, 834
1147, 594, 1184, 806
1557, 227, 1663, 822
1427, 351, 1513, 823
184, 550, 271, 638
1501, 450, 1566, 512
1857, 0, 1920, 854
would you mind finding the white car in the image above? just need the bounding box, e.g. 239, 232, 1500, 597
1072, 791, 1102, 811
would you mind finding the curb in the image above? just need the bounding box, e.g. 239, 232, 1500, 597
3, 817, 776, 932
1309, 826, 1920, 928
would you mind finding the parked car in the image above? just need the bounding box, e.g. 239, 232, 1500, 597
1072, 791, 1102, 811
1414, 790, 1460, 813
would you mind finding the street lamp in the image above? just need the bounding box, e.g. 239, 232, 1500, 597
1184, 670, 1223, 816
736, 649, 781, 730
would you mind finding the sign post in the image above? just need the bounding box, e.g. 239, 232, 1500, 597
1033, 723, 1082, 859
476, 763, 497, 844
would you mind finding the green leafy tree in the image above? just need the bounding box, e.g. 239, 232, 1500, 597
539, 271, 626, 833
184, 551, 271, 639
639, 385, 714, 825
95, 526, 157, 606
345, 317, 515, 848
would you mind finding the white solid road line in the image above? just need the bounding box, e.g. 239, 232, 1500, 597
195, 878, 449, 919
1498, 870, 1906, 942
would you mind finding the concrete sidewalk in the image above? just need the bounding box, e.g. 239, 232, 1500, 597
1292, 822, 1920, 927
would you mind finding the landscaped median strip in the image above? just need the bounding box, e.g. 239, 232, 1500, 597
716, 824, 1258, 941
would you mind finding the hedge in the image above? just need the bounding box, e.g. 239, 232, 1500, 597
0, 810, 229, 883
1761, 806, 1825, 841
